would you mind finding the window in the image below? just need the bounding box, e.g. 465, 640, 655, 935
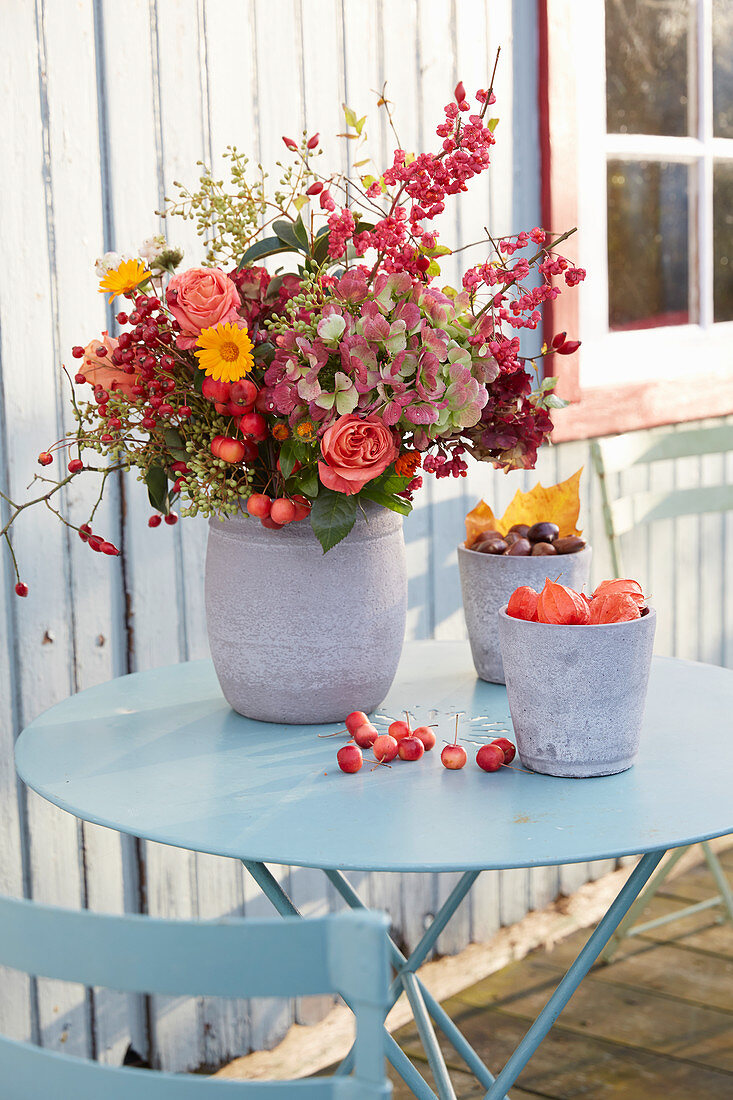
540, 0, 733, 440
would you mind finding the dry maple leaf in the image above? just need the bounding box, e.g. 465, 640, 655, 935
465, 468, 583, 546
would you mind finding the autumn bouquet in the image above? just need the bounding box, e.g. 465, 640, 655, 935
3, 73, 585, 595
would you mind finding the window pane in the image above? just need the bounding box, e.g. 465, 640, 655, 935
606, 0, 692, 136
713, 0, 733, 137
714, 162, 733, 321
607, 160, 694, 330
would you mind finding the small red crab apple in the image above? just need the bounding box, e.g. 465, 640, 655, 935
373, 734, 399, 763
413, 725, 437, 751
38, 451, 53, 467
441, 715, 467, 770
476, 743, 505, 772
398, 736, 424, 762
270, 499, 296, 525
14, 582, 28, 598
337, 744, 363, 773
491, 738, 516, 764
388, 711, 413, 741
345, 711, 370, 735
246, 494, 271, 518
353, 723, 379, 749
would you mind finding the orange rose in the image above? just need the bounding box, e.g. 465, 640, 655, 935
81, 333, 139, 398
166, 267, 241, 349
318, 414, 398, 495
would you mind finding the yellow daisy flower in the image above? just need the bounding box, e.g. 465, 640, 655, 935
98, 258, 151, 301
195, 322, 254, 383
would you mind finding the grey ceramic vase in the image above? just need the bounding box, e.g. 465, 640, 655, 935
458, 544, 592, 684
205, 502, 407, 723
497, 606, 657, 777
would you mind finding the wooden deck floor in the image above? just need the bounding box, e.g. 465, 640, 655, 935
391, 848, 733, 1099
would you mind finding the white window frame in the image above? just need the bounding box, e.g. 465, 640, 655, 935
574, 0, 733, 390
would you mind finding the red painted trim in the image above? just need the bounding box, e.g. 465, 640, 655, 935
551, 373, 733, 442
537, 0, 581, 402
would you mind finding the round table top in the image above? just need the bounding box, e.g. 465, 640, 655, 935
15, 642, 733, 872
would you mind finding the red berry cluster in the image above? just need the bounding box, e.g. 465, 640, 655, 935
78, 522, 119, 556
422, 444, 468, 479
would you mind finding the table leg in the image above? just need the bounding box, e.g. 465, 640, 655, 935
324, 868, 506, 1098
241, 859, 440, 1100
599, 845, 684, 963
483, 848, 666, 1100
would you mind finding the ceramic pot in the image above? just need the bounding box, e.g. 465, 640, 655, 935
205, 502, 407, 723
458, 544, 592, 684
497, 606, 656, 777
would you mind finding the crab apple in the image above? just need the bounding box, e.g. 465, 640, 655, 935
591, 578, 645, 607
537, 580, 590, 625
589, 592, 641, 624
247, 493, 271, 518
213, 437, 246, 463
148, 514, 162, 528
337, 744, 363, 774
239, 439, 259, 464
255, 389, 275, 414
68, 458, 84, 474
228, 378, 258, 411
476, 743, 505, 772
353, 723, 379, 749
507, 585, 539, 622
270, 498, 296, 525
38, 451, 53, 466
14, 582, 28, 598
441, 743, 467, 770
291, 494, 311, 521
238, 411, 268, 440
491, 737, 516, 764
388, 719, 411, 742
345, 710, 370, 734
413, 725, 436, 751
260, 516, 283, 530
373, 734, 399, 763
202, 376, 231, 403
398, 736, 425, 762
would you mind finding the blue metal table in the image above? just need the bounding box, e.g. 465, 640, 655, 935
15, 641, 733, 1099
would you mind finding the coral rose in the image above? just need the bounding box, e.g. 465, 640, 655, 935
166, 267, 241, 349
80, 332, 139, 398
318, 414, 399, 495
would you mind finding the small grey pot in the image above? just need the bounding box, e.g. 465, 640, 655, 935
497, 606, 657, 777
205, 502, 407, 724
458, 543, 592, 684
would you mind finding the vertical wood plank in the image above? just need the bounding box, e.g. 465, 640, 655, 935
0, 0, 94, 1060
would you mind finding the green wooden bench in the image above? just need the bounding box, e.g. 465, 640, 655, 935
591, 422, 733, 961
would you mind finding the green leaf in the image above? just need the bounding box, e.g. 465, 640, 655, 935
343, 104, 358, 128
372, 473, 413, 495
193, 367, 205, 393
298, 468, 319, 498
355, 114, 367, 136
237, 237, 291, 268
359, 486, 413, 515
162, 428, 187, 463
426, 259, 441, 277
146, 463, 169, 514
278, 439, 298, 479
487, 118, 500, 132
293, 194, 309, 212
313, 231, 331, 265
309, 488, 357, 551
273, 215, 309, 253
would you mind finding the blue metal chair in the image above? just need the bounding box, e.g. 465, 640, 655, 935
592, 423, 733, 961
0, 896, 391, 1099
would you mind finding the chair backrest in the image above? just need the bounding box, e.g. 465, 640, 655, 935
591, 422, 733, 576
0, 895, 391, 1100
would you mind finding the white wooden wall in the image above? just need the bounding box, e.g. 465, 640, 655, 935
1, 0, 731, 1075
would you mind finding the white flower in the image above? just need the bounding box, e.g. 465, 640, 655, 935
94, 251, 128, 278
139, 234, 167, 263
